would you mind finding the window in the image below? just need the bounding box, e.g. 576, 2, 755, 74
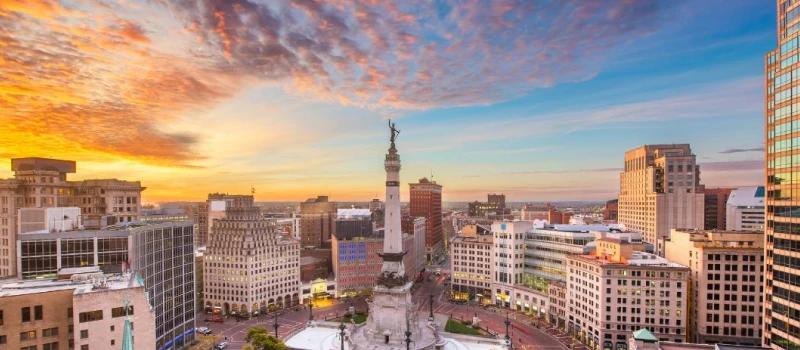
67, 307, 73, 318
110, 325, 115, 332
0, 335, 5, 344
21, 306, 30, 322
35, 305, 43, 321
81, 345, 89, 350
78, 310, 103, 323
20, 330, 36, 340
22, 346, 37, 350
80, 330, 88, 339
111, 306, 132, 318
0, 310, 3, 326
111, 339, 115, 345
44, 342, 59, 350
43, 327, 58, 337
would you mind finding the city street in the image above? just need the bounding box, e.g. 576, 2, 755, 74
195, 255, 568, 350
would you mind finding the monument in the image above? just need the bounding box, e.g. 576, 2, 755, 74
360, 119, 419, 345
285, 121, 504, 350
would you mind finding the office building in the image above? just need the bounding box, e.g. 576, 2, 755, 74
16, 225, 130, 280
0, 157, 145, 278
523, 224, 603, 286
765, 4, 800, 348
548, 280, 568, 328
409, 177, 443, 262
450, 225, 493, 304
299, 196, 337, 249
618, 144, 705, 256
665, 229, 764, 345
468, 194, 507, 218
18, 207, 82, 234
0, 269, 155, 350
567, 239, 689, 349
521, 203, 553, 221
406, 216, 427, 275
331, 229, 414, 297
491, 220, 531, 307
130, 222, 196, 350
605, 199, 619, 222
726, 186, 765, 231
704, 188, 734, 230
203, 195, 300, 315
547, 207, 573, 225
198, 193, 252, 248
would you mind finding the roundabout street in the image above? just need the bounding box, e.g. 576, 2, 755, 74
194, 258, 571, 350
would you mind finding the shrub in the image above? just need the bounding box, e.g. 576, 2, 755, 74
461, 320, 471, 325
343, 312, 352, 318
472, 324, 480, 330
356, 311, 366, 316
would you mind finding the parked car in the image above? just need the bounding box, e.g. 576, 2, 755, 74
215, 342, 229, 349
196, 327, 212, 335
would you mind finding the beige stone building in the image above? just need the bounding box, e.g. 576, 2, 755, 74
567, 238, 689, 350
0, 158, 144, 278
548, 280, 568, 328
665, 229, 764, 345
449, 225, 493, 304
203, 195, 300, 316
618, 145, 705, 256
0, 270, 155, 350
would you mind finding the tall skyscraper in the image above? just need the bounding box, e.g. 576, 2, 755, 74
409, 177, 442, 263
618, 144, 705, 256
0, 157, 144, 278
765, 3, 800, 348
299, 195, 337, 248
198, 193, 252, 247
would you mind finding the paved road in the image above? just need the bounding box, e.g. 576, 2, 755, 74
196, 256, 568, 350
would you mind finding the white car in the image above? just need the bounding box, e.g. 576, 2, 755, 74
215, 342, 228, 349
196, 327, 212, 335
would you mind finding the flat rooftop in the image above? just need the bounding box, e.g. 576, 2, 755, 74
573, 251, 687, 269
0, 272, 141, 297
18, 221, 194, 240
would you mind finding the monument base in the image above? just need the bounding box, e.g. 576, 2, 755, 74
363, 281, 417, 345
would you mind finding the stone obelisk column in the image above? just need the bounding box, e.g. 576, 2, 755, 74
380, 136, 405, 276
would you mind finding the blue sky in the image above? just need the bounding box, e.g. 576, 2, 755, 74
0, 0, 774, 202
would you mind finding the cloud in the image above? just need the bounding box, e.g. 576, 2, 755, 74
719, 147, 764, 154
0, 0, 680, 167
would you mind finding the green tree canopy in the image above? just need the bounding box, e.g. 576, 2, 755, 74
245, 327, 287, 350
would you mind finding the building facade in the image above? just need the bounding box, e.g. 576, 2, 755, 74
567, 239, 689, 350
332, 230, 414, 297
618, 144, 705, 256
203, 196, 300, 316
704, 188, 734, 231
468, 194, 507, 218
665, 229, 764, 345
0, 270, 155, 350
198, 194, 252, 248
0, 158, 144, 278
491, 221, 531, 307
450, 226, 493, 304
130, 222, 196, 350
765, 3, 800, 348
605, 199, 619, 222
523, 224, 600, 286
726, 186, 765, 231
409, 177, 443, 263
299, 196, 337, 249
521, 203, 553, 221
17, 227, 130, 280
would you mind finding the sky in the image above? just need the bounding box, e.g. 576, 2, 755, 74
0, 0, 774, 203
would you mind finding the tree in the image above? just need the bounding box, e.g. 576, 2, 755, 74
245, 327, 287, 350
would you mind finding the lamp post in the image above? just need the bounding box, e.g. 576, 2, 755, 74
405, 328, 412, 350
504, 311, 512, 349
339, 321, 347, 350
428, 294, 434, 322
309, 300, 314, 321
273, 310, 280, 338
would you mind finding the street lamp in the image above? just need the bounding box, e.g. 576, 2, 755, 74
339, 321, 347, 350
273, 310, 280, 338
504, 311, 512, 349
428, 294, 434, 322
405, 322, 413, 350
309, 300, 314, 321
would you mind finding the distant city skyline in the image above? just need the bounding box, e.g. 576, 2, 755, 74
0, 1, 770, 202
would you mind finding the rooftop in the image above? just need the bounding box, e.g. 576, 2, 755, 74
572, 251, 687, 269
337, 208, 372, 218
0, 271, 141, 297
727, 186, 765, 207
17, 221, 194, 240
